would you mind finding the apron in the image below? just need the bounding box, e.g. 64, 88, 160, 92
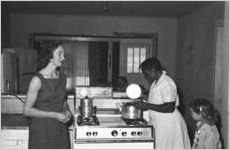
148, 71, 190, 149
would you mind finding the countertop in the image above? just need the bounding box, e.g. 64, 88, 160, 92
1, 94, 75, 99
1, 114, 73, 130
1, 126, 29, 130
1, 91, 128, 99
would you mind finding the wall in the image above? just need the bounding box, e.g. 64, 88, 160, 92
176, 1, 227, 147
221, 1, 229, 148
9, 14, 178, 78
1, 3, 10, 48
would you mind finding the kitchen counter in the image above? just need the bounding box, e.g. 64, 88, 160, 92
1, 94, 75, 99
1, 94, 75, 114
1, 94, 74, 130
1, 126, 29, 130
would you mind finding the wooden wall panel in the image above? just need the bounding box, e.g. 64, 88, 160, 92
176, 1, 226, 147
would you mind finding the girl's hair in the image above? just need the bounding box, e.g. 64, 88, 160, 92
139, 57, 164, 73
37, 41, 63, 71
189, 98, 219, 125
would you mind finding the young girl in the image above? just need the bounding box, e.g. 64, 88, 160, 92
190, 98, 222, 149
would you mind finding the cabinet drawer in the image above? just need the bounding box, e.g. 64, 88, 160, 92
0, 140, 27, 149
1, 129, 28, 140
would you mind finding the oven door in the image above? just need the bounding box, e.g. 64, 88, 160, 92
74, 139, 154, 149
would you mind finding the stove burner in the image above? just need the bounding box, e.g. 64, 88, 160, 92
122, 118, 148, 126
77, 115, 99, 126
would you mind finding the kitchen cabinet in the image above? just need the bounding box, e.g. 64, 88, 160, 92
0, 128, 28, 149
1, 95, 75, 149
13, 48, 37, 93
16, 48, 37, 74
0, 128, 74, 149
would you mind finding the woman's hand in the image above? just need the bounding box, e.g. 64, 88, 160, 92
63, 110, 72, 121
53, 112, 71, 123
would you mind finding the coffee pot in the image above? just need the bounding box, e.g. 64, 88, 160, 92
79, 96, 96, 119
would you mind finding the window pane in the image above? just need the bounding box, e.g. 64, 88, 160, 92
140, 47, 146, 73
133, 47, 140, 73
127, 47, 133, 73
140, 47, 146, 64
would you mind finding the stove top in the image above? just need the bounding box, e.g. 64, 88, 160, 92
74, 115, 154, 140
122, 118, 148, 126
77, 115, 99, 126
76, 115, 149, 127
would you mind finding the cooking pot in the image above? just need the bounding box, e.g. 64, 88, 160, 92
116, 102, 143, 120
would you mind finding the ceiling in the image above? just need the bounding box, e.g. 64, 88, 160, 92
3, 1, 214, 17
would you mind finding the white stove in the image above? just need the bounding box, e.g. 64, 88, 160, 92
73, 86, 154, 149
73, 115, 154, 149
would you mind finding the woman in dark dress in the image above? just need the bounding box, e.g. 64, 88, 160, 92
24, 41, 71, 149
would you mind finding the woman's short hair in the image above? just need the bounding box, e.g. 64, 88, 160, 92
189, 98, 219, 125
37, 41, 63, 71
139, 57, 164, 72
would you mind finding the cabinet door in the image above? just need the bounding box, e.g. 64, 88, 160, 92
0, 140, 18, 149
15, 48, 37, 92
21, 49, 37, 73
0, 129, 28, 149
0, 140, 27, 149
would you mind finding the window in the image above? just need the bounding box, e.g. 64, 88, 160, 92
127, 47, 146, 73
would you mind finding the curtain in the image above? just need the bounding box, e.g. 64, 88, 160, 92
62, 41, 89, 90
88, 42, 108, 86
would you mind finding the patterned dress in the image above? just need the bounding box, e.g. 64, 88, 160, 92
147, 71, 191, 149
192, 121, 222, 149
28, 72, 70, 149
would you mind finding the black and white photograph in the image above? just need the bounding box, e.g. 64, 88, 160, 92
1, 0, 229, 149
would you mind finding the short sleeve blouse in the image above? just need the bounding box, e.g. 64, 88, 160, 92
148, 71, 179, 106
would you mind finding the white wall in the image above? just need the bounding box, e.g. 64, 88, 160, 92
9, 14, 178, 77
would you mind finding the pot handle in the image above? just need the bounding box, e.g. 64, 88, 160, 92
116, 103, 122, 113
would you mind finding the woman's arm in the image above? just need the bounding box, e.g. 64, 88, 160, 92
63, 100, 70, 112
136, 79, 176, 113
63, 94, 72, 119
134, 101, 176, 113
23, 76, 68, 123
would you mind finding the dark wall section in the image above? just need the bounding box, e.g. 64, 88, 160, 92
1, 2, 11, 48
176, 1, 225, 147
112, 42, 120, 89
